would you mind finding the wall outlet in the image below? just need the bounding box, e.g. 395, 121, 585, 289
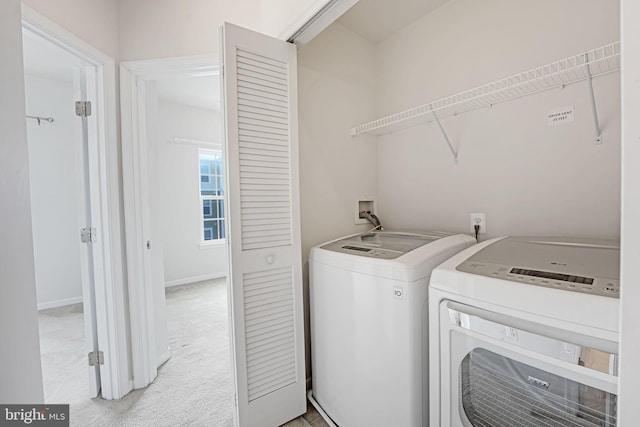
470, 212, 486, 234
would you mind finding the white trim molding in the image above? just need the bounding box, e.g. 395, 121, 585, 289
619, 0, 640, 422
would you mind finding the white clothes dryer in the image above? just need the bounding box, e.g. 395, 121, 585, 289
429, 236, 620, 427
309, 230, 476, 427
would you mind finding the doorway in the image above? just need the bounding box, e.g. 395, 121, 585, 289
22, 25, 99, 403
19, 10, 121, 401
122, 24, 308, 424
120, 60, 234, 423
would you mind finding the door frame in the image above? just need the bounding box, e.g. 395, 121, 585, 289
119, 55, 221, 389
21, 4, 128, 400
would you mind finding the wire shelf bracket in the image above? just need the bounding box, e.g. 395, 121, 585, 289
584, 59, 603, 144
432, 110, 458, 162
351, 41, 620, 155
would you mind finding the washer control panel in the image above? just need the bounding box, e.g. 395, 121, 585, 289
338, 245, 397, 259
457, 261, 620, 298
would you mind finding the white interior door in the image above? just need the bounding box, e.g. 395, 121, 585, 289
143, 80, 169, 368
77, 55, 122, 402
75, 65, 105, 398
221, 22, 306, 427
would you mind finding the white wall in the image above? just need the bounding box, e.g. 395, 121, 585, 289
116, 0, 263, 61
297, 21, 377, 374
22, 0, 119, 59
0, 0, 44, 403
619, 0, 640, 422
374, 0, 620, 240
155, 99, 227, 286
298, 22, 378, 261
25, 74, 84, 309
116, 0, 344, 60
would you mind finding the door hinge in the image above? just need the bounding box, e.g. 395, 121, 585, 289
81, 227, 97, 243
75, 101, 92, 117
88, 351, 104, 366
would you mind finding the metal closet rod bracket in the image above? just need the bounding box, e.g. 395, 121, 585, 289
26, 115, 54, 125
584, 53, 602, 145
431, 111, 458, 163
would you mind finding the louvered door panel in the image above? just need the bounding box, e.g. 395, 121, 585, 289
244, 267, 296, 401
222, 22, 305, 427
237, 47, 293, 251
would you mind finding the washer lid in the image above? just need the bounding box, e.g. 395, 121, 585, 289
319, 230, 450, 260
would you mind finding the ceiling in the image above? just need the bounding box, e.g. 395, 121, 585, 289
337, 0, 450, 43
156, 75, 220, 111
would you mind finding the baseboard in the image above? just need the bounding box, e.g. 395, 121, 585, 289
123, 379, 134, 397
164, 273, 226, 288
109, 379, 134, 400
37, 296, 83, 310
308, 390, 337, 427
157, 347, 171, 368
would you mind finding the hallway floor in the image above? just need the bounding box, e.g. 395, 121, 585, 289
38, 280, 323, 426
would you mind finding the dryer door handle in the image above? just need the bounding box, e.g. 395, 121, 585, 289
446, 301, 618, 376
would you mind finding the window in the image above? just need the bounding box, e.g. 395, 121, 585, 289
199, 149, 225, 242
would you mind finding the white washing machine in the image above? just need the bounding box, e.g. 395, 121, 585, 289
429, 236, 620, 427
309, 230, 476, 427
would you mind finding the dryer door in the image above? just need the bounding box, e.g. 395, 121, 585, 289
441, 301, 618, 427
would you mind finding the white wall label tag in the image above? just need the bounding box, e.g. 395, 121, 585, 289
547, 106, 574, 126
393, 287, 403, 299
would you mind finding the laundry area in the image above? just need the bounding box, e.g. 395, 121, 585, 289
1, 0, 638, 427
303, 1, 621, 425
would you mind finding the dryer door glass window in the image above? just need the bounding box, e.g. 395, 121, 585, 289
460, 348, 617, 426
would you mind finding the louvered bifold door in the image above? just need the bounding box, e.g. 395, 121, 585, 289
221, 22, 306, 427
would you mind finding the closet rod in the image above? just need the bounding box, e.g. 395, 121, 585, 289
26, 115, 54, 125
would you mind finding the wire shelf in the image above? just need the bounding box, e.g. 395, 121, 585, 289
351, 42, 620, 137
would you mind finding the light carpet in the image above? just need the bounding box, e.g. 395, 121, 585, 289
39, 279, 312, 427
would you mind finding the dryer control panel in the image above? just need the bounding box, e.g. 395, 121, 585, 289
456, 236, 620, 299
457, 261, 620, 298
